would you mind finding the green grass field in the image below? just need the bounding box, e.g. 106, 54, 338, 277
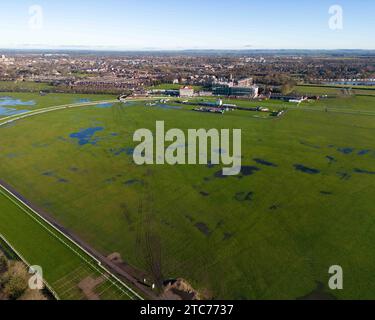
0, 92, 375, 299
295, 84, 375, 96
0, 179, 140, 300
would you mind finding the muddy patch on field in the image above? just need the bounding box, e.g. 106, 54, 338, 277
297, 282, 336, 300
78, 276, 105, 300
162, 278, 203, 300
70, 127, 104, 146
194, 222, 211, 236
253, 158, 277, 167
107, 252, 123, 264
294, 164, 320, 175
106, 252, 149, 285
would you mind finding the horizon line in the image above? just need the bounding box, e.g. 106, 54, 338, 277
1, 47, 375, 52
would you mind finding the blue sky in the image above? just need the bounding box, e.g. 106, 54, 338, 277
0, 0, 374, 50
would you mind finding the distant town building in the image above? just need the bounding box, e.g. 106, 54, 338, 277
0, 54, 15, 65
237, 77, 253, 87
179, 86, 194, 97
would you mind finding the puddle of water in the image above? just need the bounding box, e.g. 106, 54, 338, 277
0, 106, 29, 116
214, 165, 260, 179
95, 103, 113, 108
358, 150, 370, 156
294, 164, 320, 174
41, 171, 69, 183
253, 158, 277, 167
337, 147, 354, 155
110, 147, 134, 156
124, 179, 144, 186
0, 97, 36, 107
240, 166, 260, 176
122, 101, 136, 106
70, 127, 104, 146
354, 168, 375, 175
75, 98, 91, 103
194, 222, 211, 236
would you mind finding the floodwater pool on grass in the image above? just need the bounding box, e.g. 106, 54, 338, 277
69, 127, 104, 146
95, 103, 113, 108
0, 106, 29, 116
0, 97, 36, 107
0, 97, 36, 116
